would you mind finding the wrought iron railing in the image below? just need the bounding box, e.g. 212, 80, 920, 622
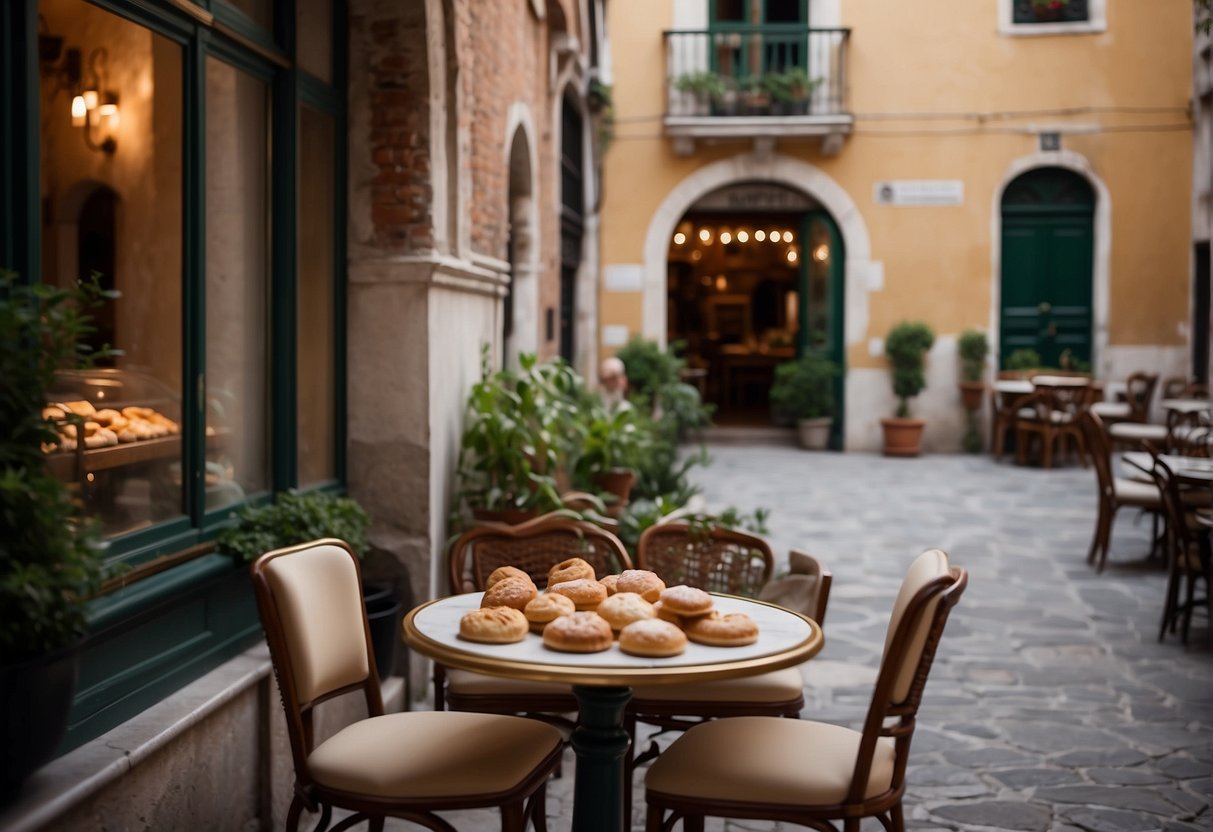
663, 27, 850, 118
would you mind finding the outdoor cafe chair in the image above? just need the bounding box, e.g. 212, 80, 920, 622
251, 538, 563, 832
1148, 458, 1212, 644
1014, 376, 1092, 469
435, 513, 632, 725
1077, 411, 1163, 572
643, 548, 967, 832
1090, 371, 1159, 425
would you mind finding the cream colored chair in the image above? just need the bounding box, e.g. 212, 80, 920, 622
643, 549, 967, 832
251, 539, 563, 832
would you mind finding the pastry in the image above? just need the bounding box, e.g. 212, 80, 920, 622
600, 574, 620, 596
684, 611, 759, 647
548, 557, 596, 586
547, 578, 607, 610
659, 585, 714, 617
459, 606, 528, 644
596, 592, 656, 632
619, 619, 688, 657
486, 565, 534, 590
42, 406, 66, 421
542, 611, 613, 653
523, 593, 576, 633
616, 569, 666, 602
481, 576, 538, 611
64, 400, 96, 417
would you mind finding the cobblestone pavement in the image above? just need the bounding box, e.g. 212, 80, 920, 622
394, 449, 1213, 831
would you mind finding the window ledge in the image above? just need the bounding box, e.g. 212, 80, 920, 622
1000, 20, 1106, 36
0, 643, 402, 832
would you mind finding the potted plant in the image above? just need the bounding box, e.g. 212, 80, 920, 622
1, 271, 111, 798
674, 71, 729, 116
571, 401, 649, 516
769, 354, 839, 450
456, 351, 582, 524
738, 76, 771, 116
880, 320, 935, 457
217, 490, 403, 679
762, 68, 818, 116
1004, 347, 1042, 378
957, 329, 989, 412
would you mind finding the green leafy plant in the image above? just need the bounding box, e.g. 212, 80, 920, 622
1, 271, 115, 661
885, 321, 935, 418
769, 354, 839, 421
957, 329, 989, 382
217, 490, 371, 562
760, 68, 818, 104
1006, 347, 1042, 372
1058, 349, 1091, 374
456, 349, 585, 515
674, 70, 729, 100
571, 401, 649, 488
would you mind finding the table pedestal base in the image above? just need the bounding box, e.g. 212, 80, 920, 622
571, 685, 632, 832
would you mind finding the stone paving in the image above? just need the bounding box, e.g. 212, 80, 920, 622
390, 448, 1213, 831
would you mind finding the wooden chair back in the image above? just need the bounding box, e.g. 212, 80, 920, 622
1078, 411, 1114, 497
847, 549, 968, 806
636, 522, 774, 597
756, 548, 832, 625
449, 512, 632, 593
1123, 372, 1160, 422
250, 539, 382, 791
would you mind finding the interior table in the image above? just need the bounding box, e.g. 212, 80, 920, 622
404, 592, 823, 832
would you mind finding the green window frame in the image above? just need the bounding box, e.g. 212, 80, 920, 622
1, 0, 347, 751
708, 0, 809, 78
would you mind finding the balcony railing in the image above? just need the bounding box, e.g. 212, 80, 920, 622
663, 27, 851, 120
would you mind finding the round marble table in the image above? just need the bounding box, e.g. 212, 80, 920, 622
404, 592, 823, 832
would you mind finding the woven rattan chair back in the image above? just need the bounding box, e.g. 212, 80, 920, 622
636, 522, 773, 596
449, 513, 632, 593
1124, 372, 1160, 422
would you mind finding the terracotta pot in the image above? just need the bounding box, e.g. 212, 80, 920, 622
796, 417, 832, 450
593, 469, 636, 517
958, 381, 985, 412
880, 417, 927, 457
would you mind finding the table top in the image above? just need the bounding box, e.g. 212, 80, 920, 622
1160, 398, 1212, 414
994, 379, 1034, 395
1031, 374, 1092, 388
1122, 452, 1213, 483
403, 592, 823, 687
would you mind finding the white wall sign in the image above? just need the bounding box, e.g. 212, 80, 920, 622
602, 324, 630, 347
604, 264, 644, 292
874, 180, 964, 206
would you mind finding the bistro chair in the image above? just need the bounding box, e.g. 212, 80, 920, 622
250, 538, 563, 832
1014, 376, 1092, 468
990, 383, 1032, 461
1091, 371, 1159, 425
643, 548, 967, 832
436, 513, 632, 724
1077, 411, 1163, 572
1148, 458, 1212, 644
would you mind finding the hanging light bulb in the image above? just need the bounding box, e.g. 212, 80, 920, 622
673, 231, 687, 245
736, 230, 749, 243
768, 228, 780, 241
698, 227, 713, 243
787, 249, 799, 263
720, 230, 733, 245
71, 94, 87, 127
813, 243, 830, 262
784, 231, 795, 244
754, 229, 766, 242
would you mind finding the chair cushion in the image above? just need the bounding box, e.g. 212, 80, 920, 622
631, 667, 804, 704
1113, 477, 1161, 506
446, 668, 573, 698
308, 711, 562, 799
1109, 423, 1168, 441
645, 717, 895, 806
1091, 401, 1131, 419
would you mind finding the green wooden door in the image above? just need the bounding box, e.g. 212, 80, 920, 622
1000, 168, 1095, 369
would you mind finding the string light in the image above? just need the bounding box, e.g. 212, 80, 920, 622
673, 231, 687, 245
720, 231, 733, 245
736, 230, 749, 243
698, 228, 712, 243
787, 249, 799, 263
754, 230, 766, 241
813, 243, 830, 262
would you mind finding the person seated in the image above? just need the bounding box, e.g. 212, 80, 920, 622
599, 356, 628, 410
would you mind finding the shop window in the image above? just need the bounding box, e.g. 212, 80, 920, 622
205, 58, 271, 511
39, 0, 185, 538
297, 106, 337, 486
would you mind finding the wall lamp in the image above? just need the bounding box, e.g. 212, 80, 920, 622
39, 20, 119, 155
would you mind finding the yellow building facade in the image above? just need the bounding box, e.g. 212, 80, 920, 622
599, 0, 1196, 451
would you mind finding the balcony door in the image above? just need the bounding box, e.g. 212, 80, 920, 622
710, 0, 809, 77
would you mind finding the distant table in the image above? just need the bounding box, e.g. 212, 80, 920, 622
1160, 398, 1212, 416
404, 592, 823, 832
1122, 452, 1213, 485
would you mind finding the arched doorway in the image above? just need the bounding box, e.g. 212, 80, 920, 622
666, 181, 844, 442
559, 92, 585, 362
999, 167, 1095, 369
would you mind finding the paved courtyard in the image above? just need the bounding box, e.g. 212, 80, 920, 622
413, 447, 1212, 831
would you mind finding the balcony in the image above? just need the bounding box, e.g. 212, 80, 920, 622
662, 27, 853, 157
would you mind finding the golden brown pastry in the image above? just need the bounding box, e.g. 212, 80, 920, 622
547, 578, 608, 611
619, 619, 688, 657
617, 569, 666, 602
600, 574, 620, 596
659, 585, 714, 617
459, 607, 528, 644
481, 576, 538, 611
64, 400, 96, 417
684, 611, 759, 647
523, 593, 576, 633
486, 565, 535, 590
542, 611, 613, 653
42, 406, 66, 421
548, 557, 596, 586
596, 592, 657, 633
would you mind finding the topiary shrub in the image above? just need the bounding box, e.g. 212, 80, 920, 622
885, 321, 935, 418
